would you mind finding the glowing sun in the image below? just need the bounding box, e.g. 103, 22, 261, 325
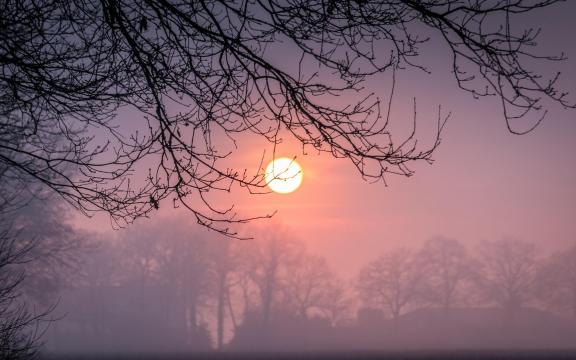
265, 158, 303, 194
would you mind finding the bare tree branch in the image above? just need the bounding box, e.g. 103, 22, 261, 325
0, 0, 571, 235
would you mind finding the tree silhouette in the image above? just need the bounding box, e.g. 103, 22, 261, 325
239, 228, 304, 323
1, 1, 573, 234
205, 238, 242, 350
417, 237, 476, 308
281, 254, 350, 322
357, 248, 425, 320
11, 197, 89, 307
536, 244, 576, 317
0, 175, 90, 358
117, 220, 213, 344
0, 196, 61, 359
475, 238, 538, 312
0, 220, 44, 359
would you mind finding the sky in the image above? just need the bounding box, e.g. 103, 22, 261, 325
75, 2, 576, 279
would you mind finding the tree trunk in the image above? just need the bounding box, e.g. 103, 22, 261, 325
216, 274, 226, 350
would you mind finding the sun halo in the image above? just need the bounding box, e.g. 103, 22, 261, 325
265, 158, 303, 194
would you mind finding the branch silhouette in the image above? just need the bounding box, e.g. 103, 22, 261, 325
0, 0, 572, 235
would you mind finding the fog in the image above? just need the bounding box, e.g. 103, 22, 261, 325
3, 196, 573, 358
2, 1, 576, 359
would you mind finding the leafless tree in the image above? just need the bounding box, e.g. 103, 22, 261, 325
78, 238, 123, 288
536, 244, 576, 317
416, 237, 476, 308
0, 173, 92, 358
0, 195, 68, 359
10, 199, 90, 307
205, 238, 242, 350
2, 0, 572, 235
357, 248, 426, 320
238, 226, 304, 323
117, 219, 213, 344
281, 254, 351, 323
475, 238, 539, 312
0, 222, 45, 359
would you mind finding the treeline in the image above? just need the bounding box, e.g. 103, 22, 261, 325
2, 195, 576, 354
45, 215, 576, 353
55, 219, 352, 352
0, 175, 93, 359
358, 237, 576, 318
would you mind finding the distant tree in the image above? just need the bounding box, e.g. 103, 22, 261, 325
323, 279, 356, 327
160, 234, 212, 344
536, 244, 576, 317
281, 254, 351, 323
0, 160, 92, 357
205, 239, 242, 350
357, 248, 425, 320
417, 237, 475, 308
223, 244, 257, 331
10, 198, 89, 307
47, 219, 217, 352
0, 191, 83, 358
212, 228, 354, 345
78, 238, 122, 288
2, 1, 573, 234
117, 219, 212, 345
117, 226, 164, 287
238, 227, 304, 323
0, 218, 45, 359
475, 239, 539, 312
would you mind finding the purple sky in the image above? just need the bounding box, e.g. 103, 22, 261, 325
75, 2, 576, 279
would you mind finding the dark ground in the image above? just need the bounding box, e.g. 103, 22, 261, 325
39, 350, 576, 360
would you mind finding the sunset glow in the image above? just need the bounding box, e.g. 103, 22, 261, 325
265, 158, 303, 194
5, 1, 576, 357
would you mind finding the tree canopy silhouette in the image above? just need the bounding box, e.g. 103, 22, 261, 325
1, 0, 573, 235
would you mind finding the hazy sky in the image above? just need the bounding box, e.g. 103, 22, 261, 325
76, 2, 576, 278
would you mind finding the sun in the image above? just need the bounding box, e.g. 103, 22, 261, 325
265, 158, 303, 194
